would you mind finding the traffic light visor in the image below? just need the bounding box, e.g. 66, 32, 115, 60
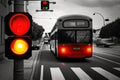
10, 38, 29, 55
42, 1, 48, 5
9, 13, 30, 36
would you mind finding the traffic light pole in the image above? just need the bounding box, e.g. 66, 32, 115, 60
14, 0, 24, 80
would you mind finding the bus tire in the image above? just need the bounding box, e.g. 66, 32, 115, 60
104, 45, 109, 48
50, 44, 54, 53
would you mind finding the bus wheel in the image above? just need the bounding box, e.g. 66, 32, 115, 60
96, 44, 99, 47
50, 44, 54, 53
104, 45, 109, 48
55, 47, 59, 59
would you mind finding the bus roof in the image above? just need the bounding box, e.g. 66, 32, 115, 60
50, 15, 92, 34
57, 15, 92, 21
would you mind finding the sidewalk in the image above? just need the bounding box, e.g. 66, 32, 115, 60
0, 49, 41, 80
0, 56, 13, 80
24, 50, 40, 80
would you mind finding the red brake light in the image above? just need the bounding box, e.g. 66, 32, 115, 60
9, 14, 30, 36
86, 46, 92, 53
61, 47, 66, 53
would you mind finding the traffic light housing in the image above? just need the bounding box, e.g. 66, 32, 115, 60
5, 12, 32, 59
41, 1, 49, 10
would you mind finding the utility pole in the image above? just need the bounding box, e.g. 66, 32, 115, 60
93, 12, 109, 27
14, 0, 24, 80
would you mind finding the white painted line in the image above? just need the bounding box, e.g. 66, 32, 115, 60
114, 68, 120, 71
93, 55, 120, 66
30, 42, 44, 80
95, 52, 120, 59
71, 67, 92, 80
40, 43, 44, 80
40, 65, 44, 80
50, 67, 65, 80
30, 56, 37, 80
91, 67, 120, 80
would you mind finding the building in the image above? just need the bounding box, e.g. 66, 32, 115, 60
0, 0, 13, 60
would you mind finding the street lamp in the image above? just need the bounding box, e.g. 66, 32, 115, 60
93, 12, 109, 27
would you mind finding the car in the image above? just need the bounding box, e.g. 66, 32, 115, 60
44, 38, 49, 44
95, 38, 115, 47
32, 45, 40, 50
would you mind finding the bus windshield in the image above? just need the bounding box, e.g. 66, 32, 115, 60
58, 30, 91, 43
63, 20, 89, 28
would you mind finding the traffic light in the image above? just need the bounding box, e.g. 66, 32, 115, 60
41, 1, 49, 10
5, 12, 32, 59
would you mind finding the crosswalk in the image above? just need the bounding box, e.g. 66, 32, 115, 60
40, 65, 120, 80
50, 68, 65, 80
71, 67, 92, 80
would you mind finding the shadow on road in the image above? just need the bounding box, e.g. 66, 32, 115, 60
57, 58, 90, 63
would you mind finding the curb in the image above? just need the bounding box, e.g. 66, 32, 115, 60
30, 42, 44, 80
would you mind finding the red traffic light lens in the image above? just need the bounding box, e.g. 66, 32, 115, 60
42, 1, 48, 5
9, 13, 30, 36
10, 38, 29, 55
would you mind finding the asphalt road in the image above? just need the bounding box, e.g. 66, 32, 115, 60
33, 44, 120, 80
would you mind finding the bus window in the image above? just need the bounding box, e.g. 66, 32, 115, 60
58, 31, 75, 43
63, 20, 89, 28
77, 31, 90, 43
58, 30, 91, 44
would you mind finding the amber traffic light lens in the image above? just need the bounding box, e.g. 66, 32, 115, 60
10, 38, 29, 55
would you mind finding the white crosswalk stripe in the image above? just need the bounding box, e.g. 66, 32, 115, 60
50, 67, 65, 80
71, 67, 93, 80
41, 66, 120, 80
91, 67, 120, 80
114, 68, 120, 71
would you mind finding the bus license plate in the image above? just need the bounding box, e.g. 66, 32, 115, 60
73, 48, 80, 50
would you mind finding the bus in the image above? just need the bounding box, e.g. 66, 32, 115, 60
49, 15, 93, 58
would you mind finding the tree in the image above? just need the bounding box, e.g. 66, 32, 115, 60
99, 18, 120, 38
30, 22, 45, 41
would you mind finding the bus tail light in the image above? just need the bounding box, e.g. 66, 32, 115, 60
86, 46, 92, 54
58, 45, 68, 56
61, 47, 67, 53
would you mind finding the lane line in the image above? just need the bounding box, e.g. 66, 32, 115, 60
114, 68, 120, 71
91, 67, 120, 80
30, 54, 37, 80
40, 65, 44, 80
39, 42, 44, 80
50, 67, 65, 80
93, 55, 120, 66
30, 42, 44, 80
71, 67, 92, 80
94, 52, 120, 59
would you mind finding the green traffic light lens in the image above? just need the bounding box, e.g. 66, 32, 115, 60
45, 7, 48, 10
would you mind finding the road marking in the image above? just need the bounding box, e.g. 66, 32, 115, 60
95, 52, 120, 59
40, 43, 44, 80
91, 67, 120, 80
50, 67, 65, 80
30, 42, 44, 80
71, 67, 92, 80
93, 55, 120, 66
40, 65, 44, 80
114, 68, 120, 71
